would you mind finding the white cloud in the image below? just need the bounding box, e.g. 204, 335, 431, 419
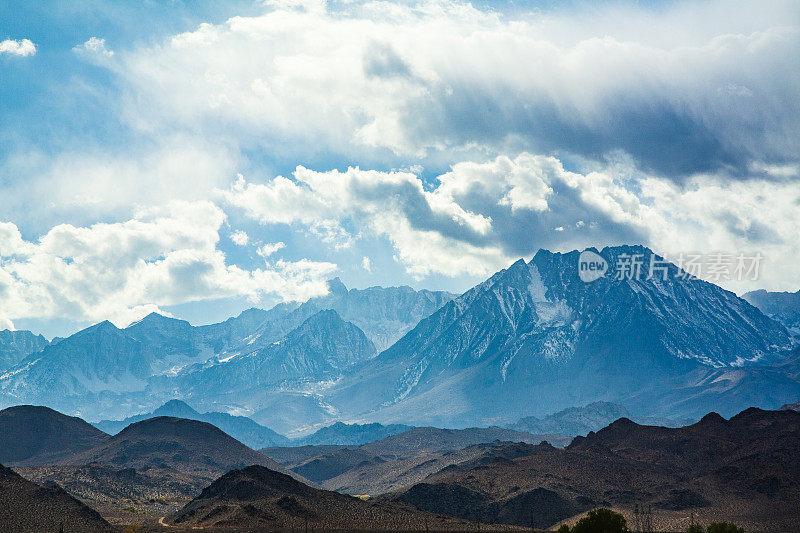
256, 241, 286, 257
107, 0, 798, 175
361, 256, 371, 272
73, 37, 114, 65
230, 230, 250, 246
222, 153, 800, 291
0, 39, 36, 57
0, 202, 336, 327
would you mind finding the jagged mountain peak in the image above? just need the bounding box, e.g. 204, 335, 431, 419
327, 276, 348, 294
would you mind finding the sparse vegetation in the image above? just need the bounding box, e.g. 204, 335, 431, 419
707, 522, 744, 533
560, 508, 629, 533
687, 524, 705, 533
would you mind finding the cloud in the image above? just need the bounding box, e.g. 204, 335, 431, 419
230, 230, 250, 246
361, 256, 371, 272
73, 37, 114, 65
223, 153, 800, 291
106, 0, 799, 178
256, 242, 286, 257
0, 39, 36, 57
0, 202, 336, 327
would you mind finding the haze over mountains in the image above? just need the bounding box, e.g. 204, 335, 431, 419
1, 246, 798, 434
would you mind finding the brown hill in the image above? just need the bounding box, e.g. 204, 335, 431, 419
322, 441, 554, 496
0, 463, 114, 533
391, 408, 800, 531
0, 405, 108, 466
273, 425, 568, 485
65, 416, 306, 484
168, 464, 518, 530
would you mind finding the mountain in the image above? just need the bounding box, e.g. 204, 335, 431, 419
280, 426, 569, 484
0, 329, 48, 372
294, 421, 413, 446
327, 246, 797, 425
0, 464, 114, 533
510, 401, 691, 436
94, 399, 289, 448
321, 441, 555, 496
781, 400, 800, 410
743, 288, 800, 334
64, 416, 299, 483
0, 405, 108, 466
176, 310, 376, 402
166, 465, 497, 531
391, 408, 800, 531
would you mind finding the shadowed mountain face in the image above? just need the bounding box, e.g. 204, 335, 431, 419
64, 416, 303, 484
94, 399, 289, 448
0, 329, 48, 373
168, 465, 501, 531
267, 425, 569, 486
0, 464, 114, 533
328, 246, 797, 425
743, 288, 800, 335
392, 408, 800, 531
0, 405, 108, 466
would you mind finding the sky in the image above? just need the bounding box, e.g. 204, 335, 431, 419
1, 0, 798, 338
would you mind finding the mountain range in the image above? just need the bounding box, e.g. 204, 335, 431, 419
1, 245, 798, 432
743, 288, 800, 335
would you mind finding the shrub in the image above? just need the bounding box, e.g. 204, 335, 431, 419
558, 525, 571, 533
571, 508, 629, 533
707, 522, 744, 533
687, 524, 705, 533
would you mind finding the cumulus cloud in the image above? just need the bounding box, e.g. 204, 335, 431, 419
0, 202, 335, 327
256, 242, 286, 257
230, 230, 250, 246
0, 39, 36, 57
109, 0, 799, 178
223, 154, 800, 291
73, 37, 114, 65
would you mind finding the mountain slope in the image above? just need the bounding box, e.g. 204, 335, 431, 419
329, 246, 797, 424
392, 408, 800, 531
0, 464, 114, 533
167, 465, 503, 531
65, 416, 298, 482
0, 329, 48, 372
94, 399, 289, 448
0, 405, 108, 466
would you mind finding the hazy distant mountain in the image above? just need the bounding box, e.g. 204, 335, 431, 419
176, 310, 376, 404
166, 465, 484, 531
0, 405, 108, 466
0, 330, 48, 372
328, 246, 797, 425
510, 401, 691, 436
0, 279, 452, 422
94, 399, 289, 448
295, 421, 413, 446
743, 289, 800, 334
0, 464, 114, 533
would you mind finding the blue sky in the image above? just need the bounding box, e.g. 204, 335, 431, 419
1, 0, 798, 338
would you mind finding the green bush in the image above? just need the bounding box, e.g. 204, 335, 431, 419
558, 525, 571, 533
687, 524, 705, 533
571, 508, 629, 533
707, 522, 744, 533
